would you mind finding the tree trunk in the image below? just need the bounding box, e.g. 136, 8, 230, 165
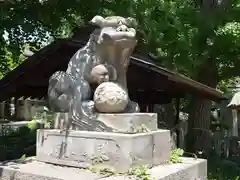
186, 59, 218, 156
186, 97, 214, 155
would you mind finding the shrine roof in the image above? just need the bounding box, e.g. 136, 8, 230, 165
0, 27, 225, 103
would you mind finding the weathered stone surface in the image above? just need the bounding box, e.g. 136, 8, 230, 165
36, 129, 171, 173
53, 113, 158, 133
101, 158, 207, 180
0, 158, 207, 180
96, 113, 158, 133
0, 159, 102, 180
94, 82, 128, 113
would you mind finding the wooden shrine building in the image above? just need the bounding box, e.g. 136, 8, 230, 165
0, 26, 225, 107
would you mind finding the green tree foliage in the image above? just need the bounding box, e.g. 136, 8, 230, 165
218, 76, 240, 97
1, 0, 239, 76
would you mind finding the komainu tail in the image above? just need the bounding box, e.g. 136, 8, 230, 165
48, 71, 73, 112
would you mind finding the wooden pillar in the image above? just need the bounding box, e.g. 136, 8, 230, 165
0, 102, 5, 119
175, 98, 180, 147
13, 97, 18, 120
4, 99, 11, 120
148, 104, 154, 113
139, 104, 148, 112
232, 109, 238, 136
16, 98, 32, 121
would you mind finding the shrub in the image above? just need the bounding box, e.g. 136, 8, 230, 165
0, 123, 38, 161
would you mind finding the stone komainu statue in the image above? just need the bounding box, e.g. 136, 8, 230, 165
48, 15, 139, 128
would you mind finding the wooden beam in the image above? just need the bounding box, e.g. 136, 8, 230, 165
25, 80, 49, 87
129, 90, 173, 104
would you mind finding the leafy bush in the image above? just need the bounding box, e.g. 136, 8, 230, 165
170, 148, 184, 163
0, 122, 38, 161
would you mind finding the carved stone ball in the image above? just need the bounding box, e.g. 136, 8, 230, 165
94, 82, 129, 113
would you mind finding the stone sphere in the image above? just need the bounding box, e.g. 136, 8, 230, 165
93, 82, 128, 113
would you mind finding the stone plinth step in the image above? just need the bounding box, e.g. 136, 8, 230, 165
53, 113, 158, 133
0, 158, 207, 180
36, 129, 171, 173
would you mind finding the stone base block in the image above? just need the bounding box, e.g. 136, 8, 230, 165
53, 113, 158, 133
36, 129, 171, 173
0, 158, 207, 180
95, 113, 158, 133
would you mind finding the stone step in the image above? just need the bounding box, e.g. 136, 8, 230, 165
53, 113, 158, 133
0, 158, 207, 180
36, 129, 171, 173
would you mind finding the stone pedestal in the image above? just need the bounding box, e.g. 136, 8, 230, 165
36, 129, 171, 173
94, 113, 158, 133
0, 158, 208, 180
53, 113, 158, 133
36, 113, 172, 173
